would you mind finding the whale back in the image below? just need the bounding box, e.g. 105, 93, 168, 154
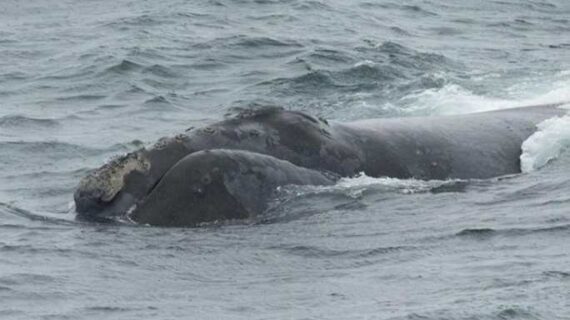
345, 104, 566, 179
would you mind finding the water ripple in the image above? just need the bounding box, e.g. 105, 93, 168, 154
0, 115, 60, 128
456, 224, 570, 239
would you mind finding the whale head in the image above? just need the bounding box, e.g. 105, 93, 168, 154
74, 108, 344, 224
74, 134, 194, 222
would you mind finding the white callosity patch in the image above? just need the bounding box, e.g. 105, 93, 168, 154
77, 151, 151, 202
520, 106, 570, 172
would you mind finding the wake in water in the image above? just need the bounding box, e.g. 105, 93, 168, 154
277, 173, 469, 199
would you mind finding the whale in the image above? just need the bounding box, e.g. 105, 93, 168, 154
74, 104, 567, 226
130, 149, 336, 227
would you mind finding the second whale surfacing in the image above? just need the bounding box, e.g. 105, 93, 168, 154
74, 104, 566, 226
130, 149, 336, 227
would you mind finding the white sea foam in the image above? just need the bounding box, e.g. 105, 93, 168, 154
520, 112, 570, 172
354, 60, 375, 67
405, 83, 513, 115
280, 173, 463, 198
406, 73, 570, 115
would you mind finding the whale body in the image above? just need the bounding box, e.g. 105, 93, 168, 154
74, 104, 566, 226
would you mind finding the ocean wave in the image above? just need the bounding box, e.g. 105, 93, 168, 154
255, 41, 458, 101
188, 59, 228, 70
358, 3, 437, 17
456, 224, 570, 239
141, 64, 180, 78
401, 74, 570, 116
193, 35, 302, 51
0, 140, 139, 166
55, 93, 107, 102
273, 244, 413, 259
37, 63, 99, 82
112, 84, 150, 101
0, 141, 102, 162
401, 83, 514, 115
144, 95, 171, 106
0, 202, 75, 226
140, 94, 189, 112
302, 48, 356, 66
247, 13, 298, 22
0, 115, 60, 128
95, 104, 129, 111
542, 270, 570, 279
292, 0, 333, 11
358, 41, 455, 71
395, 307, 544, 320
0, 243, 76, 256
0, 273, 57, 286
389, 26, 413, 36
230, 36, 302, 49
256, 63, 412, 97
104, 59, 143, 74
0, 168, 89, 187
102, 14, 167, 30
0, 71, 28, 82
258, 70, 337, 95
81, 306, 135, 314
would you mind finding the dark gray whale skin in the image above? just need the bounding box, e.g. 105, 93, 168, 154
74, 104, 566, 225
130, 149, 336, 227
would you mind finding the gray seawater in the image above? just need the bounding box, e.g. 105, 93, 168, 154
1, 0, 570, 319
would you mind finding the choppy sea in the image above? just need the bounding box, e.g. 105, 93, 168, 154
1, 0, 570, 319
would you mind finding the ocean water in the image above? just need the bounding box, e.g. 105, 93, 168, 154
1, 0, 570, 319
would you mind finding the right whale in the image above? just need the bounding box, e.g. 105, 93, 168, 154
129, 149, 337, 227
74, 103, 567, 225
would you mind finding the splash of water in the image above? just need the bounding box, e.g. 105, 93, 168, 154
406, 72, 570, 115
278, 173, 466, 199
520, 107, 570, 172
